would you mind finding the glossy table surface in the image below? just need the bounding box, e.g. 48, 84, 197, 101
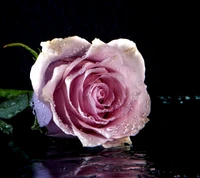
1, 95, 200, 177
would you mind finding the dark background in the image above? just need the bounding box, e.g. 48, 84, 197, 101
0, 0, 199, 176
0, 1, 199, 95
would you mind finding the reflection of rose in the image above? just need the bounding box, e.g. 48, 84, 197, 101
33, 147, 151, 178
30, 36, 150, 147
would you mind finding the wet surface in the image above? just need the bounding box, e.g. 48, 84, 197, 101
1, 95, 200, 177
33, 146, 156, 178
1, 1, 199, 177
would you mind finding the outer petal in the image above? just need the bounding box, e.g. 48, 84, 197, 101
102, 136, 132, 148
108, 38, 145, 84
46, 120, 76, 139
84, 38, 145, 101
30, 36, 91, 101
84, 38, 119, 62
32, 92, 52, 126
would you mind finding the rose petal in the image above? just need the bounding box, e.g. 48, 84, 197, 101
99, 87, 150, 140
84, 38, 114, 62
42, 63, 68, 102
108, 38, 145, 83
102, 136, 132, 148
134, 84, 151, 121
32, 93, 52, 126
30, 36, 91, 101
53, 86, 110, 146
46, 119, 76, 139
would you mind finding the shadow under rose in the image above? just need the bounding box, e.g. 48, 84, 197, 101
32, 146, 156, 178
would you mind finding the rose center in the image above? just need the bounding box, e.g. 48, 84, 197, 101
92, 86, 106, 104
97, 88, 105, 103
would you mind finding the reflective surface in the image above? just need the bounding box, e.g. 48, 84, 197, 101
33, 146, 156, 178
1, 95, 200, 177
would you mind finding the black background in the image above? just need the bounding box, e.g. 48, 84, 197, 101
0, 0, 200, 176
1, 1, 199, 95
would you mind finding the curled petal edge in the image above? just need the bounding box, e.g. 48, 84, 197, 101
102, 136, 132, 148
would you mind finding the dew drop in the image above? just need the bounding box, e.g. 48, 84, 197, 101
123, 128, 129, 134
8, 114, 13, 118
129, 106, 133, 111
10, 102, 16, 106
106, 126, 115, 132
131, 127, 135, 131
142, 112, 147, 117
146, 99, 150, 104
60, 166, 66, 170
133, 92, 139, 96
5, 125, 10, 128
14, 110, 20, 115
114, 130, 118, 134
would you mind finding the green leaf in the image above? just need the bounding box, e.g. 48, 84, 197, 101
0, 119, 13, 134
0, 94, 29, 119
0, 89, 32, 99
4, 43, 38, 60
31, 117, 44, 133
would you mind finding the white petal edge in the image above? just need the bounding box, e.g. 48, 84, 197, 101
30, 36, 91, 102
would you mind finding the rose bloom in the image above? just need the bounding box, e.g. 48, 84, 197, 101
30, 36, 150, 148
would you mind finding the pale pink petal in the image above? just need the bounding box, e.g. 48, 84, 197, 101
42, 63, 68, 103
52, 87, 75, 136
30, 36, 91, 101
85, 38, 120, 62
108, 38, 145, 84
53, 86, 109, 146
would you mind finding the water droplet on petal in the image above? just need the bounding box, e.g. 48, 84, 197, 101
146, 99, 150, 104
121, 121, 126, 126
133, 92, 140, 96
142, 112, 147, 117
123, 128, 129, 134
106, 126, 115, 132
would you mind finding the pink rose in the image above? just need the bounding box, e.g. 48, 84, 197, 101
30, 36, 150, 147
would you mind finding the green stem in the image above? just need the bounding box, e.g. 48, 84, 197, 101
4, 43, 38, 60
